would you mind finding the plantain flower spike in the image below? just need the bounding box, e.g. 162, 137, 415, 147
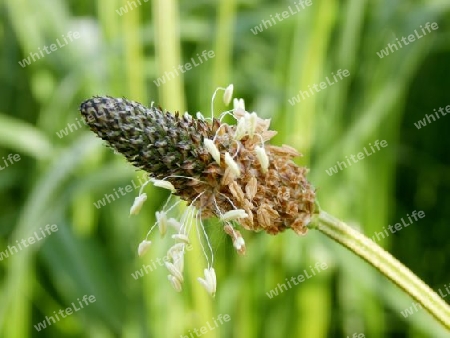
80, 87, 315, 295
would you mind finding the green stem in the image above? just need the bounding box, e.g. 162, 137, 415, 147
309, 210, 450, 330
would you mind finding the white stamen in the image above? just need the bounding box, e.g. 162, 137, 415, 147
168, 275, 183, 292
165, 262, 184, 282
197, 267, 216, 297
167, 218, 182, 231
233, 98, 245, 111
173, 254, 184, 273
172, 234, 190, 244
224, 152, 240, 177
151, 179, 176, 193
183, 112, 192, 120
196, 112, 205, 120
220, 209, 248, 222
129, 193, 147, 215
204, 138, 221, 165
246, 112, 258, 138
234, 117, 247, 140
223, 84, 234, 105
156, 211, 168, 237
137, 240, 152, 257
167, 243, 186, 259
233, 237, 246, 255
255, 145, 269, 173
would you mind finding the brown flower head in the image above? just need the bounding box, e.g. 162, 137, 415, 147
80, 87, 315, 294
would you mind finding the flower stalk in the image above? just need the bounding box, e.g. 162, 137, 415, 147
309, 210, 450, 330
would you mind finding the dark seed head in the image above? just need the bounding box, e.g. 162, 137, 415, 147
80, 97, 217, 180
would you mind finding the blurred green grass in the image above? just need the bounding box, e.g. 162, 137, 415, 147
1, 0, 450, 337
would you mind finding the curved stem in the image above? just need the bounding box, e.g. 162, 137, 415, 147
309, 210, 450, 330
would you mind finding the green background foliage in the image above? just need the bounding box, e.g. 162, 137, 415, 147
1, 0, 449, 337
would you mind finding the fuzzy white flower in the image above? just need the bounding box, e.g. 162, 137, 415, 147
165, 262, 184, 282
255, 145, 269, 173
233, 98, 245, 111
173, 254, 184, 274
220, 209, 248, 222
151, 179, 176, 193
224, 152, 240, 177
172, 233, 190, 244
168, 275, 183, 292
204, 138, 221, 165
223, 84, 234, 105
129, 193, 147, 215
156, 211, 168, 237
167, 243, 186, 259
167, 218, 182, 232
137, 240, 152, 257
246, 112, 258, 138
197, 267, 216, 297
196, 111, 205, 120
234, 117, 247, 140
233, 237, 246, 255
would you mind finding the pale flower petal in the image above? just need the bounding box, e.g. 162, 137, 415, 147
168, 275, 183, 292
224, 152, 240, 177
156, 211, 168, 237
255, 145, 269, 173
137, 240, 152, 257
223, 84, 234, 105
165, 262, 184, 282
129, 193, 147, 215
233, 98, 245, 111
221, 209, 248, 222
246, 112, 258, 138
152, 179, 176, 193
204, 138, 221, 165
197, 267, 216, 297
172, 233, 190, 244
